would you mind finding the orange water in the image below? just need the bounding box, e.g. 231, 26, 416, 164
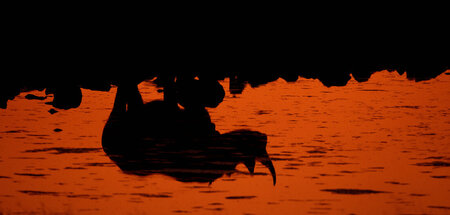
0, 71, 449, 214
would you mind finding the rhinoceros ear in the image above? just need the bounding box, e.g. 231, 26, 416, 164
243, 159, 256, 174
257, 155, 276, 185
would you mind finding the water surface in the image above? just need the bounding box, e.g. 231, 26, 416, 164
1, 71, 449, 214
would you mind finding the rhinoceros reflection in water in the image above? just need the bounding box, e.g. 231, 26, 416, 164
102, 81, 276, 185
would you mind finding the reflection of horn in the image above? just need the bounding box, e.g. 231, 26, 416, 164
257, 154, 276, 185
244, 159, 255, 174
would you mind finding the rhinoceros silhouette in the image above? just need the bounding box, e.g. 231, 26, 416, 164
102, 79, 276, 185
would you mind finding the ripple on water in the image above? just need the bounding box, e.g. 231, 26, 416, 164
26, 142, 53, 145
430, 175, 449, 179
130, 193, 172, 198
415, 161, 450, 167
321, 189, 388, 195
428, 205, 450, 210
64, 166, 87, 170
1, 130, 29, 133
73, 162, 115, 167
172, 210, 190, 213
14, 173, 49, 177
385, 181, 409, 185
225, 196, 257, 200
23, 147, 102, 154
410, 193, 427, 197
19, 190, 62, 196
19, 190, 115, 200
208, 203, 224, 208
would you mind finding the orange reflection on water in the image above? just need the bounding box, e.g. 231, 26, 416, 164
0, 71, 449, 214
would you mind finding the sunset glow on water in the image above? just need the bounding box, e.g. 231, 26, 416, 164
0, 71, 449, 214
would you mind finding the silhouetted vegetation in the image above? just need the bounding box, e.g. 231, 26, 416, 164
1, 66, 449, 110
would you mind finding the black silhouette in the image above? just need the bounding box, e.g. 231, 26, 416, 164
1, 67, 449, 109
101, 78, 276, 184
45, 84, 82, 109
